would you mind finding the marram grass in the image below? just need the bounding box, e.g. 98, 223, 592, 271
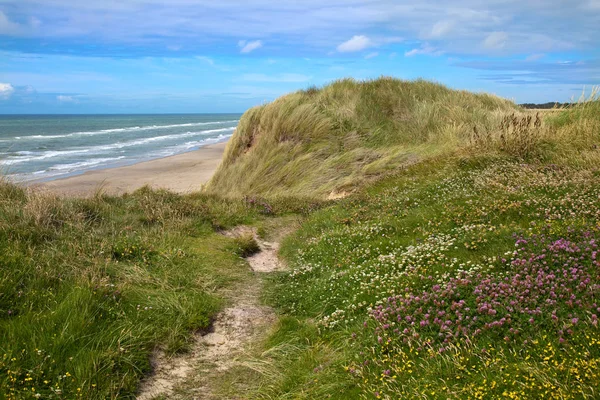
206, 89, 600, 399
206, 77, 519, 199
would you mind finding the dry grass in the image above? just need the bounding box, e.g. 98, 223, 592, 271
470, 112, 545, 158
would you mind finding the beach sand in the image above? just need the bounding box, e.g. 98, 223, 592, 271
31, 142, 227, 197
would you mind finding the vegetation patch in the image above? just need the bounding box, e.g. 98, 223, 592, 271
2, 80, 599, 399
0, 186, 271, 399
263, 149, 600, 398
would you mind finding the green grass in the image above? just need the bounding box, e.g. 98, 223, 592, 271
210, 97, 600, 399
2, 80, 599, 399
0, 185, 274, 399
257, 153, 600, 399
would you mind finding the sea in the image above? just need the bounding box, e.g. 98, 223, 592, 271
0, 114, 241, 183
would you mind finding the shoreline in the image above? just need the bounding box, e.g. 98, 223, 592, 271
28, 141, 227, 197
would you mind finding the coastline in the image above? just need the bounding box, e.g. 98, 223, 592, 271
28, 141, 227, 197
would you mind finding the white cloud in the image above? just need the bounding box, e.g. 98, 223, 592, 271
242, 73, 312, 83
585, 0, 600, 9
365, 52, 379, 59
337, 35, 371, 53
430, 20, 455, 38
0, 83, 15, 99
0, 1, 593, 57
483, 31, 509, 50
29, 16, 41, 28
196, 56, 214, 65
239, 40, 263, 54
404, 43, 443, 57
57, 95, 76, 102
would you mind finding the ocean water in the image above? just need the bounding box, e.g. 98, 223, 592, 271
0, 114, 240, 182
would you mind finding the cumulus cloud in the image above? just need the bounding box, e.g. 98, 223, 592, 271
483, 32, 509, 50
0, 83, 15, 99
337, 35, 371, 53
238, 40, 263, 54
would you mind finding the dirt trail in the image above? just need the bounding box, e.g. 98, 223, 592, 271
137, 227, 283, 400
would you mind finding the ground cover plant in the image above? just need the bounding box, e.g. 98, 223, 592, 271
256, 100, 600, 399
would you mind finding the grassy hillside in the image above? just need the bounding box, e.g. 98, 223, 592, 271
1, 80, 599, 399
206, 78, 519, 198
258, 157, 600, 399
202, 91, 600, 399
0, 185, 283, 399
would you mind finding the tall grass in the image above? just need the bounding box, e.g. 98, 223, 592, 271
206, 77, 518, 198
2, 80, 598, 399
0, 184, 268, 399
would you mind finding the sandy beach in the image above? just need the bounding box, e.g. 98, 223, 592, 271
31, 142, 227, 197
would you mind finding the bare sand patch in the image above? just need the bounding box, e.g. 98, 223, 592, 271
30, 142, 227, 197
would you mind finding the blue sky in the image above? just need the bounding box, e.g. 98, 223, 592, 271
0, 0, 599, 113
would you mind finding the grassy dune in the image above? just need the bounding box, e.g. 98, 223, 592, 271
205, 82, 600, 399
1, 78, 599, 399
206, 78, 519, 198
237, 92, 600, 399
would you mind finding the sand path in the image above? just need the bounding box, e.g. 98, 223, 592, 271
137, 227, 283, 400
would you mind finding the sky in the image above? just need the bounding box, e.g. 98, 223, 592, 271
0, 0, 599, 114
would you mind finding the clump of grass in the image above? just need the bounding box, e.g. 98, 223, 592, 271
497, 112, 543, 157
470, 112, 545, 158
230, 233, 260, 257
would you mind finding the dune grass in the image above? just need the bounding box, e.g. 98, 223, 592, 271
206, 77, 519, 199
2, 79, 599, 399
